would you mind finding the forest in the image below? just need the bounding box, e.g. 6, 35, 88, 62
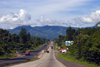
55, 27, 100, 65
0, 28, 48, 56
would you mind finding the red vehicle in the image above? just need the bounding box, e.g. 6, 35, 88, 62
25, 50, 30, 55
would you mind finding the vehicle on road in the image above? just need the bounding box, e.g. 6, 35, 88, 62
25, 50, 30, 55
51, 46, 53, 49
47, 50, 49, 53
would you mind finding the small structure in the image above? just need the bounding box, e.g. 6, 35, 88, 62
59, 49, 67, 53
65, 41, 73, 46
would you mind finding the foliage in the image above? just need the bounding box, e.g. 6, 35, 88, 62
0, 28, 48, 56
82, 29, 100, 64
55, 27, 75, 47
55, 27, 100, 65
66, 27, 75, 40
69, 33, 89, 59
55, 35, 65, 46
58, 53, 100, 67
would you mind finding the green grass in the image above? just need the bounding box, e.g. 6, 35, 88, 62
10, 50, 16, 53
0, 54, 17, 60
0, 45, 42, 60
34, 45, 42, 50
58, 53, 100, 67
30, 45, 42, 51
55, 45, 58, 50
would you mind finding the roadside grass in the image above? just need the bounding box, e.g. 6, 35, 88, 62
0, 54, 17, 60
0, 45, 42, 60
54, 44, 59, 51
29, 45, 42, 51
2, 44, 47, 67
2, 53, 40, 67
55, 45, 57, 50
58, 53, 100, 67
34, 45, 42, 50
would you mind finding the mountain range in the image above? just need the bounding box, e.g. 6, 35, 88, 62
7, 25, 97, 39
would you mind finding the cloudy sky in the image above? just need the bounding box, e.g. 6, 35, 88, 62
0, 0, 100, 29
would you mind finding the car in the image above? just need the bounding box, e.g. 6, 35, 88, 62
47, 50, 49, 53
25, 50, 30, 55
51, 46, 53, 49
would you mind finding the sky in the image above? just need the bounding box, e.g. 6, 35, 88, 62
0, 0, 100, 29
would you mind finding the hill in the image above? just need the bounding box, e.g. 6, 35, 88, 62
8, 25, 78, 39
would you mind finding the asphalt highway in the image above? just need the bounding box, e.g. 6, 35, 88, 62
0, 43, 49, 64
10, 41, 66, 67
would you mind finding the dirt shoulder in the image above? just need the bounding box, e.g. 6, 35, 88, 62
54, 50, 88, 67
8, 53, 25, 59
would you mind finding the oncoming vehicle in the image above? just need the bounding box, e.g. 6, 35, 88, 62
25, 50, 30, 55
47, 50, 49, 53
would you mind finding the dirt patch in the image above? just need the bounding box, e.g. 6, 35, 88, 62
37, 50, 44, 59
9, 53, 25, 59
44, 44, 50, 52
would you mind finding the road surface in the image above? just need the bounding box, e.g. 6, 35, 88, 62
0, 43, 49, 65
10, 41, 66, 67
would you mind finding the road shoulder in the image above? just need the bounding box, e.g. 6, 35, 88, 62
54, 50, 88, 67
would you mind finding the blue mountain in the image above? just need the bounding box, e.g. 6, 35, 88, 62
8, 25, 95, 39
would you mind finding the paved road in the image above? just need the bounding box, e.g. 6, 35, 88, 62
10, 41, 66, 67
0, 43, 49, 65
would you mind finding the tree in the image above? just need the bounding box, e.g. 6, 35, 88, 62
59, 35, 65, 41
19, 28, 27, 44
0, 28, 47, 55
83, 29, 100, 64
66, 27, 75, 40
69, 33, 89, 59
12, 33, 19, 43
0, 47, 5, 56
27, 32, 31, 41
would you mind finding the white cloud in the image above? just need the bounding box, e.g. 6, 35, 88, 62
36, 16, 67, 26
0, 0, 98, 28
74, 10, 100, 23
0, 9, 31, 25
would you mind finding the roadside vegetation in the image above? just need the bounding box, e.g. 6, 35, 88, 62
55, 26, 100, 66
0, 28, 49, 59
58, 53, 100, 67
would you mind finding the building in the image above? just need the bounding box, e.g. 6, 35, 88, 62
65, 41, 73, 46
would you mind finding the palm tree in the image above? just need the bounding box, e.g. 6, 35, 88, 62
95, 21, 100, 27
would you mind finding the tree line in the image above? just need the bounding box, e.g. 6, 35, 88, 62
55, 27, 100, 65
0, 28, 48, 56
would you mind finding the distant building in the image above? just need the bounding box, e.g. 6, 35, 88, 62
65, 41, 73, 46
